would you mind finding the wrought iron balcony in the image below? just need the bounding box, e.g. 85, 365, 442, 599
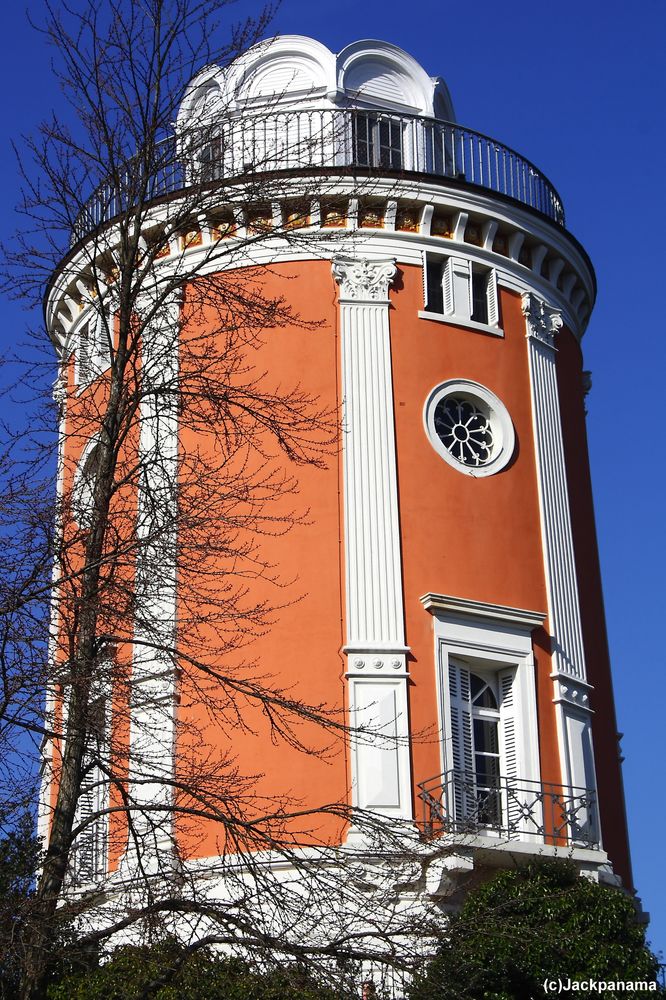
418, 768, 600, 850
71, 108, 564, 245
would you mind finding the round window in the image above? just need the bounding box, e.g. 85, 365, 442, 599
424, 380, 515, 477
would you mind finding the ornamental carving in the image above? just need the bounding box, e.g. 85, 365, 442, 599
332, 257, 397, 302
521, 292, 563, 349
555, 676, 592, 712
52, 367, 67, 411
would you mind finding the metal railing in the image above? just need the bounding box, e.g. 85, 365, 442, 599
71, 108, 564, 243
418, 768, 600, 850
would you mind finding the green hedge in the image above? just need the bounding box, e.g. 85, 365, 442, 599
408, 861, 663, 1000
48, 942, 341, 1000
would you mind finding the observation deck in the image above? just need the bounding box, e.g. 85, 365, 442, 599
72, 108, 564, 245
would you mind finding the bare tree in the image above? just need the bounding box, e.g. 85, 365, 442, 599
0, 2, 453, 997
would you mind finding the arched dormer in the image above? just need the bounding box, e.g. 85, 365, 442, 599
337, 39, 454, 119
177, 36, 335, 125
177, 36, 456, 126
230, 35, 335, 107
177, 64, 226, 128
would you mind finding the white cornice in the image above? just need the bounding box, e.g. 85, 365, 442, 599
420, 593, 547, 630
46, 175, 595, 348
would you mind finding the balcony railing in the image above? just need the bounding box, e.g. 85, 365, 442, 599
71, 108, 564, 244
418, 768, 600, 850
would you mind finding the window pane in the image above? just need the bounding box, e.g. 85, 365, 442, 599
475, 753, 500, 785
426, 259, 444, 313
474, 718, 499, 755
473, 684, 498, 710
471, 269, 489, 324
353, 115, 372, 166
470, 673, 484, 700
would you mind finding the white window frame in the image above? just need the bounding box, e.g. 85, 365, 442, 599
419, 252, 502, 336
422, 594, 545, 841
351, 110, 406, 171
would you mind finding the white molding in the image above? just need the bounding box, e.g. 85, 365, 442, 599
348, 664, 412, 819
522, 291, 563, 349
551, 671, 594, 712
334, 256, 413, 822
508, 232, 525, 261
346, 652, 409, 678
46, 174, 595, 350
482, 219, 498, 250
432, 837, 609, 867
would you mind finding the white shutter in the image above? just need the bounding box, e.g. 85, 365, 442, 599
499, 668, 522, 836
486, 269, 499, 326
449, 257, 472, 318
442, 257, 455, 315
76, 780, 97, 881
78, 322, 91, 383
448, 660, 473, 825
93, 310, 106, 370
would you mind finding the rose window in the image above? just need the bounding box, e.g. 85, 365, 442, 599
424, 379, 514, 477
433, 395, 494, 467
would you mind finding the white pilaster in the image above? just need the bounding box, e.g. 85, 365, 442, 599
523, 292, 597, 822
38, 367, 69, 848
125, 289, 181, 874
333, 257, 412, 825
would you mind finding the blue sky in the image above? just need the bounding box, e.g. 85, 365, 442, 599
1, 0, 664, 958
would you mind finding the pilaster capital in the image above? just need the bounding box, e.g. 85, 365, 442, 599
522, 292, 563, 349
52, 366, 67, 410
332, 256, 397, 303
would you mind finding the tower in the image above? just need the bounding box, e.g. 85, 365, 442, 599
44, 33, 632, 950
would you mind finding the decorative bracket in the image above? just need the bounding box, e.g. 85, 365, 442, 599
551, 671, 594, 713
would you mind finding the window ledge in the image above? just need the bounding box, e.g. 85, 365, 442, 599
418, 310, 504, 338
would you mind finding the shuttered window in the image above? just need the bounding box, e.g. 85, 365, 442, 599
423, 253, 500, 328
70, 692, 109, 884
447, 659, 518, 831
